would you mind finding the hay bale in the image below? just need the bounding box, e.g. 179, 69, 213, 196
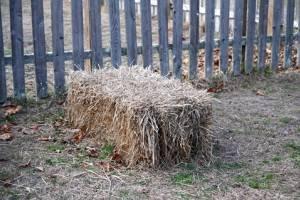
66, 67, 212, 167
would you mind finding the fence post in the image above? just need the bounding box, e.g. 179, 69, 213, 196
219, 0, 230, 74
90, 0, 103, 69
31, 0, 48, 98
51, 0, 65, 95
0, 1, 6, 103
205, 0, 215, 79
141, 0, 153, 68
71, 0, 84, 70
189, 0, 199, 80
271, 0, 283, 70
232, 0, 245, 76
245, 0, 257, 73
125, 0, 138, 66
258, 0, 269, 71
109, 0, 122, 68
285, 0, 295, 68
173, 0, 183, 79
158, 0, 169, 76
10, 0, 25, 99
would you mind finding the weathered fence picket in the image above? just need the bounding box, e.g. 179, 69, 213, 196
0, 2, 6, 103
285, 0, 295, 68
205, 0, 215, 79
271, 0, 283, 70
258, 0, 269, 71
109, 0, 122, 68
189, 0, 200, 80
141, 0, 153, 68
71, 0, 84, 70
245, 0, 257, 74
1, 0, 299, 102
158, 0, 169, 76
173, 0, 183, 79
219, 0, 230, 73
31, 0, 48, 98
51, 0, 65, 95
90, 0, 103, 69
10, 0, 25, 99
125, 0, 138, 66
232, 0, 244, 76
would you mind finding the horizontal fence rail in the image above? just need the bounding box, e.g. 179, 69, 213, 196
0, 0, 300, 102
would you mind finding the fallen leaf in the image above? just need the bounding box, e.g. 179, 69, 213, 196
256, 90, 265, 96
31, 125, 39, 131
18, 161, 31, 168
96, 161, 112, 172
35, 166, 44, 172
0, 124, 11, 133
37, 136, 51, 142
0, 133, 13, 141
86, 147, 99, 158
111, 153, 123, 164
4, 105, 22, 117
72, 130, 86, 143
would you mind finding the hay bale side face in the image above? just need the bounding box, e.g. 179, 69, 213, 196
67, 67, 212, 167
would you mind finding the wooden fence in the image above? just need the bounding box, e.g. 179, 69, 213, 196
0, 0, 299, 102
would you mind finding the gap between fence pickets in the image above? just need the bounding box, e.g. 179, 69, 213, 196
3, 34, 297, 67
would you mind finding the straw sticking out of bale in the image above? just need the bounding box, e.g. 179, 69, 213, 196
67, 67, 212, 167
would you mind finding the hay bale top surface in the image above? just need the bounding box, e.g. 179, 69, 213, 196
69, 67, 210, 109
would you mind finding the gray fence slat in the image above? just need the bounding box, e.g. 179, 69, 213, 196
173, 0, 183, 79
109, 0, 121, 68
232, 0, 244, 76
10, 0, 25, 99
284, 0, 295, 68
90, 0, 103, 69
189, 0, 199, 80
158, 0, 169, 76
31, 0, 47, 98
271, 0, 283, 70
205, 0, 215, 79
245, 0, 257, 73
51, 0, 65, 95
125, 0, 137, 66
258, 0, 269, 71
219, 0, 230, 73
71, 0, 84, 70
0, 2, 6, 103
141, 0, 153, 68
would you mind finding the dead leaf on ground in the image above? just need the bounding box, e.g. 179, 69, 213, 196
37, 136, 52, 142
35, 166, 44, 172
18, 161, 31, 168
256, 90, 265, 96
111, 153, 123, 164
0, 133, 13, 141
207, 83, 224, 93
86, 147, 99, 158
96, 161, 112, 172
72, 130, 87, 143
4, 105, 22, 117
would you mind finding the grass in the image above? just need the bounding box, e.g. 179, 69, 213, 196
284, 142, 300, 167
235, 172, 275, 189
47, 144, 65, 153
279, 117, 293, 124
99, 144, 114, 160
171, 172, 193, 185
45, 157, 68, 166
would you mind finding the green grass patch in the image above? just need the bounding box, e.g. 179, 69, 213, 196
279, 117, 293, 124
284, 142, 300, 167
271, 155, 282, 162
99, 144, 114, 159
235, 172, 275, 189
47, 144, 65, 153
171, 172, 193, 185
45, 157, 68, 166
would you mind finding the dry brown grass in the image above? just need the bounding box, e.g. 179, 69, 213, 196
66, 67, 212, 167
